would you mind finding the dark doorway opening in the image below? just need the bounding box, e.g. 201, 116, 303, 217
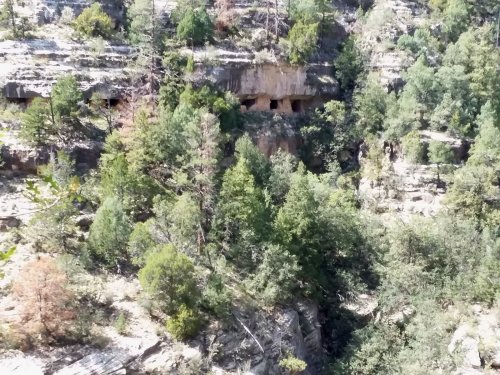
270, 99, 278, 110
108, 98, 120, 107
4, 97, 30, 110
241, 98, 256, 110
8, 97, 28, 103
291, 100, 302, 113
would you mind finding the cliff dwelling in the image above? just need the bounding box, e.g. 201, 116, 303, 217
239, 95, 320, 114
199, 63, 338, 115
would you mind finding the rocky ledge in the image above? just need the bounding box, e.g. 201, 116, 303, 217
0, 33, 134, 99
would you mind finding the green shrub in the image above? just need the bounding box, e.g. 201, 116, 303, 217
201, 273, 231, 319
138, 245, 200, 315
279, 355, 307, 374
401, 131, 425, 163
185, 54, 195, 73
51, 75, 82, 120
20, 98, 54, 145
176, 8, 213, 46
88, 197, 132, 267
284, 19, 319, 65
428, 140, 454, 182
114, 312, 127, 335
166, 304, 201, 340
248, 244, 301, 305
334, 36, 364, 92
127, 221, 155, 267
73, 3, 114, 38
428, 141, 453, 165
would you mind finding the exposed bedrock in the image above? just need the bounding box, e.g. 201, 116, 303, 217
0, 39, 134, 100
1, 136, 103, 174
30, 0, 126, 26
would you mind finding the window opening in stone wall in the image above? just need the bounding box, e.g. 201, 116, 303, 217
270, 99, 278, 110
241, 98, 256, 110
291, 100, 302, 113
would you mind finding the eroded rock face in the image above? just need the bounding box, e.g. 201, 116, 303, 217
1, 129, 103, 173
420, 130, 471, 163
0, 37, 133, 100
358, 0, 428, 89
209, 301, 323, 374
359, 159, 445, 218
206, 64, 337, 99
0, 352, 45, 375
358, 131, 469, 218
448, 306, 500, 374
243, 113, 301, 157
32, 0, 126, 26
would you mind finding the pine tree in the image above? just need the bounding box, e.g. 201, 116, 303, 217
138, 244, 199, 315
428, 140, 453, 184
88, 197, 132, 267
234, 134, 269, 185
214, 158, 269, 270
20, 98, 53, 145
51, 75, 82, 120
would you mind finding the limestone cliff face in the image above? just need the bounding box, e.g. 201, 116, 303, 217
358, 131, 469, 218
34, 0, 126, 26
243, 112, 302, 157
357, 0, 428, 89
0, 38, 133, 99
197, 63, 337, 99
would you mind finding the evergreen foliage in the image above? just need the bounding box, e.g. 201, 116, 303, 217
88, 197, 132, 267
284, 18, 319, 65
138, 245, 200, 315
334, 36, 364, 94
176, 8, 213, 46
14, 1, 500, 368
401, 131, 425, 164
279, 355, 307, 374
166, 304, 201, 340
214, 158, 269, 270
73, 3, 114, 38
51, 75, 82, 120
20, 98, 53, 145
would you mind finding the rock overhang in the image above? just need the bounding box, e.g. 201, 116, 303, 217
189, 59, 338, 113
192, 62, 337, 99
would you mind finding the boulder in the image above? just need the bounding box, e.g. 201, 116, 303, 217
1, 133, 103, 174
1, 144, 50, 174
449, 325, 482, 369
0, 216, 21, 231
454, 368, 483, 375
74, 214, 95, 230
54, 351, 131, 375
0, 354, 45, 375
388, 305, 416, 327
491, 351, 500, 368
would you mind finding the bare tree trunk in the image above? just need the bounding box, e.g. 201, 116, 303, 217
496, 6, 500, 48
266, 0, 270, 40
7, 0, 17, 37
48, 95, 56, 128
150, 0, 156, 96
274, 0, 279, 42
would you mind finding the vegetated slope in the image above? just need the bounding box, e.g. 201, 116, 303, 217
0, 0, 499, 374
